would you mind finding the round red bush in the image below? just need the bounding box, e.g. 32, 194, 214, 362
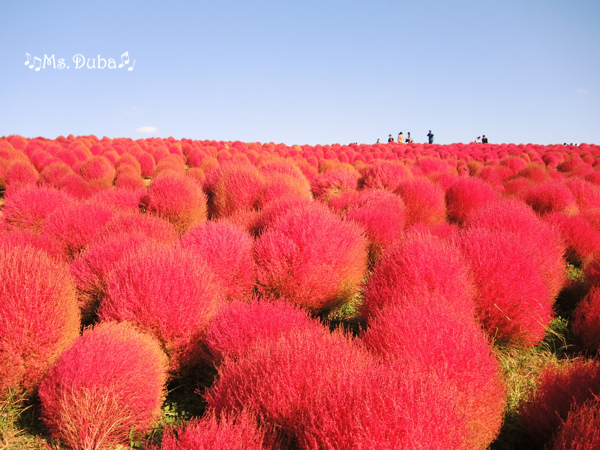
524, 179, 578, 216
445, 176, 500, 224
98, 244, 226, 374
572, 288, 600, 353
38, 321, 168, 450
361, 300, 506, 449
78, 155, 116, 187
359, 159, 412, 191
159, 411, 277, 450
361, 230, 476, 322
459, 227, 554, 347
203, 161, 265, 219
141, 172, 208, 233
0, 242, 80, 398
550, 398, 600, 450
203, 299, 328, 365
2, 184, 76, 232
254, 202, 368, 312
394, 176, 447, 227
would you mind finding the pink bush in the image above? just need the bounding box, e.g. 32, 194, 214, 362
97, 211, 179, 245
70, 233, 158, 324
463, 199, 567, 300
251, 195, 316, 235
342, 189, 406, 262
205, 328, 375, 446
394, 176, 447, 227
361, 231, 476, 321
38, 321, 168, 450
98, 244, 226, 374
141, 172, 208, 233
204, 161, 265, 219
254, 202, 368, 312
258, 172, 313, 207
0, 241, 80, 398
585, 253, 600, 288
159, 411, 276, 450
78, 155, 116, 188
203, 299, 328, 365
359, 159, 412, 191
181, 221, 256, 301
310, 165, 360, 201
42, 201, 117, 260
361, 300, 506, 449
1, 184, 75, 232
564, 177, 600, 211
89, 186, 146, 213
458, 227, 553, 347
445, 176, 500, 224
524, 179, 578, 216
4, 160, 39, 194
39, 161, 75, 188
519, 359, 600, 448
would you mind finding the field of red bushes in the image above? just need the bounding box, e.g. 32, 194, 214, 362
2, 134, 600, 448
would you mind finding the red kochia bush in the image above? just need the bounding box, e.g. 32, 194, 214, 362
98, 211, 179, 245
572, 288, 600, 352
361, 300, 506, 449
310, 165, 360, 201
339, 189, 406, 263
180, 221, 255, 301
203, 161, 266, 219
394, 176, 447, 227
544, 212, 600, 264
254, 202, 368, 312
463, 199, 567, 300
519, 359, 600, 448
0, 242, 80, 398
4, 160, 39, 194
98, 244, 226, 374
445, 176, 500, 224
524, 179, 578, 216
38, 321, 168, 450
141, 172, 208, 233
359, 159, 412, 191
70, 233, 158, 324
159, 411, 277, 450
41, 201, 117, 260
458, 227, 553, 347
1, 184, 75, 232
361, 231, 476, 322
550, 398, 600, 450
203, 299, 328, 365
78, 155, 116, 188
205, 328, 374, 446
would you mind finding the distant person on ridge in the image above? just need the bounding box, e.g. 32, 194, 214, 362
376, 138, 381, 144
406, 132, 412, 143
388, 134, 394, 143
475, 136, 482, 143
482, 135, 488, 143
398, 132, 404, 143
427, 130, 434, 144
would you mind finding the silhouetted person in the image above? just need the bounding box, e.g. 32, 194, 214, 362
427, 130, 434, 144
482, 135, 488, 144
388, 134, 394, 143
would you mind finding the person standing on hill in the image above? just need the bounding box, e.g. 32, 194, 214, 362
388, 134, 394, 143
398, 132, 404, 143
482, 135, 488, 143
427, 130, 434, 144
406, 132, 413, 143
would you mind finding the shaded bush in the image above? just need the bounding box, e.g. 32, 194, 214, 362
519, 359, 600, 448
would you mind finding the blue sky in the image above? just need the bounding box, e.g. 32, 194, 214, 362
1, 0, 598, 146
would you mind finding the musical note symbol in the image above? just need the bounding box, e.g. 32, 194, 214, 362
118, 51, 129, 69
128, 60, 135, 71
30, 56, 42, 71
25, 53, 32, 66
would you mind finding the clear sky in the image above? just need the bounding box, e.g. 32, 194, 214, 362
1, 0, 598, 146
